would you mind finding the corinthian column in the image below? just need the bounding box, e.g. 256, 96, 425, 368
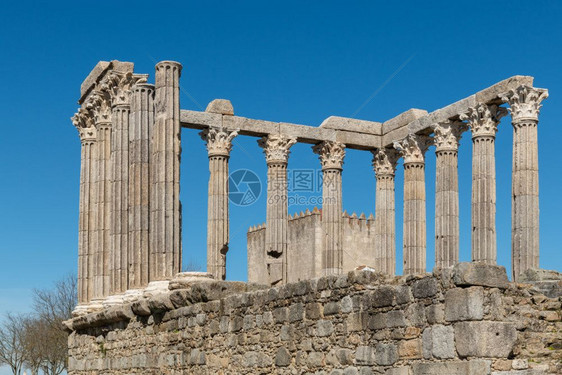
85, 91, 113, 300
433, 121, 466, 268
258, 135, 296, 285
461, 104, 507, 264
313, 141, 346, 276
71, 109, 97, 305
129, 83, 154, 289
200, 127, 238, 280
151, 61, 183, 281
394, 134, 431, 275
372, 148, 399, 276
502, 86, 548, 280
102, 71, 147, 294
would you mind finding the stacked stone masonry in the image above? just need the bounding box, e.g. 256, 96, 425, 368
65, 263, 562, 374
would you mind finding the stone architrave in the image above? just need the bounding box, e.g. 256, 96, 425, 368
313, 141, 346, 276
71, 109, 97, 304
84, 90, 113, 301
433, 121, 466, 268
394, 134, 431, 275
258, 134, 296, 285
200, 126, 238, 280
501, 86, 548, 280
150, 61, 183, 281
372, 148, 399, 276
460, 104, 507, 265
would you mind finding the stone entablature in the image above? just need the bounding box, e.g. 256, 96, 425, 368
64, 263, 562, 374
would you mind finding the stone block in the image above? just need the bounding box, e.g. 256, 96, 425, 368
355, 346, 376, 365
375, 343, 398, 365
315, 320, 334, 337
386, 368, 412, 375
426, 303, 444, 324
398, 339, 422, 359
452, 263, 509, 289
454, 321, 517, 358
370, 286, 396, 307
422, 325, 455, 359
275, 347, 291, 367
412, 277, 438, 299
445, 287, 484, 321
412, 360, 491, 375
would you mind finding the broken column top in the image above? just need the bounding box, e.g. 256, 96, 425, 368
206, 99, 234, 116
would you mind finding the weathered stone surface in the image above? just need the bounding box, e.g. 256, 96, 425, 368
452, 263, 509, 289
412, 277, 438, 299
455, 321, 517, 358
444, 287, 484, 321
275, 347, 291, 366
422, 325, 455, 359
205, 99, 234, 115
375, 343, 398, 366
412, 360, 491, 375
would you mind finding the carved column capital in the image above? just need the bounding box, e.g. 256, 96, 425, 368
258, 135, 297, 164
460, 103, 507, 139
372, 148, 399, 177
200, 127, 239, 157
72, 108, 97, 143
312, 141, 346, 170
100, 71, 148, 108
393, 134, 432, 164
433, 121, 467, 152
501, 85, 548, 123
84, 90, 112, 127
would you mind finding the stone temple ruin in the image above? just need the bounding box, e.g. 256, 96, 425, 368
65, 60, 562, 374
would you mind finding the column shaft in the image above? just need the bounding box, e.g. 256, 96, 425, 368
207, 156, 230, 279
96, 124, 112, 298
129, 84, 154, 288
471, 136, 496, 263
259, 135, 296, 285
375, 175, 396, 275
322, 170, 343, 275
403, 163, 426, 274
394, 134, 430, 275
461, 103, 506, 265
435, 150, 460, 268
150, 61, 183, 280
110, 105, 130, 294
502, 85, 548, 280
373, 149, 398, 276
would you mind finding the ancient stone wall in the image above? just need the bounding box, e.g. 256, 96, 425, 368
66, 263, 562, 374
248, 210, 377, 284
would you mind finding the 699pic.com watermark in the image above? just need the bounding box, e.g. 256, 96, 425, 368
228, 168, 334, 207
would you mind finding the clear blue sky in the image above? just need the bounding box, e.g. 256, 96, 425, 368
0, 0, 561, 338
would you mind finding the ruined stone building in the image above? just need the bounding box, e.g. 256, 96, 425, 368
64, 60, 561, 374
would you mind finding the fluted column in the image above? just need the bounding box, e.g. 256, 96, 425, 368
129, 83, 154, 289
102, 71, 148, 294
150, 61, 183, 281
394, 134, 431, 275
71, 110, 97, 304
200, 127, 238, 280
313, 141, 346, 276
502, 86, 548, 280
372, 148, 399, 276
433, 121, 466, 268
258, 135, 296, 285
461, 104, 507, 264
85, 91, 113, 300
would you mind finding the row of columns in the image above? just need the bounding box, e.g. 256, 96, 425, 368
72, 61, 183, 305
74, 76, 546, 303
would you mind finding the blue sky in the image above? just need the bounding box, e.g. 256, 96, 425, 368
0, 0, 561, 354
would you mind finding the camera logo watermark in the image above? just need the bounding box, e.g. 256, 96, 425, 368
228, 168, 332, 207
229, 169, 262, 206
